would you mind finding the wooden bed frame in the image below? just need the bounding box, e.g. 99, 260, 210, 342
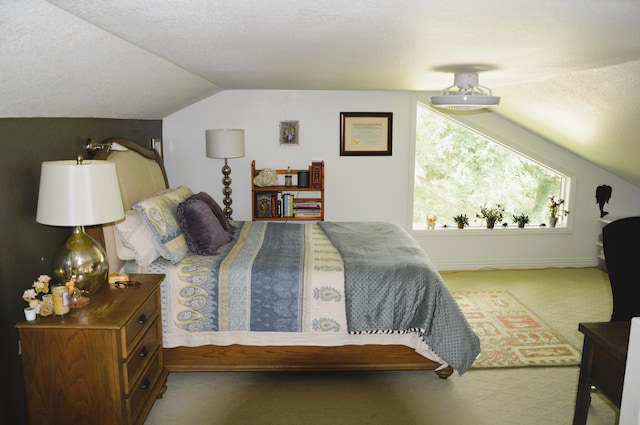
89, 138, 453, 379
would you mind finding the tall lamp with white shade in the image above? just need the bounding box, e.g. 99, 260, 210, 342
205, 129, 245, 220
36, 157, 124, 295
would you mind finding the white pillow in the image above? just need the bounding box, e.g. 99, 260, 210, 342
115, 209, 161, 267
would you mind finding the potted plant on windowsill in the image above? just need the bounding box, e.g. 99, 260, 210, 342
453, 214, 469, 229
548, 196, 569, 227
477, 204, 505, 229
512, 213, 530, 228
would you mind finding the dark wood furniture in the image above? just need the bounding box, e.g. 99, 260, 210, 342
16, 274, 168, 425
164, 344, 452, 378
573, 321, 630, 425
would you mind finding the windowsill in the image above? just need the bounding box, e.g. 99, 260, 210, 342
413, 225, 572, 235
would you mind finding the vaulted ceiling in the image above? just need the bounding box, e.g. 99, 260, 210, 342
3, 0, 640, 186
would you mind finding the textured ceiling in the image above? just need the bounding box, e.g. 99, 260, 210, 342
2, 0, 640, 187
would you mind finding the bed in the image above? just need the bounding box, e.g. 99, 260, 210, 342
90, 138, 480, 379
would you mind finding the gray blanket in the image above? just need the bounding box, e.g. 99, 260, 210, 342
319, 221, 480, 374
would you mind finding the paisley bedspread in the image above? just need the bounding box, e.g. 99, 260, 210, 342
126, 221, 479, 373
132, 221, 348, 343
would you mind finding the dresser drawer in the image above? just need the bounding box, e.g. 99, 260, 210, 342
126, 348, 164, 425
123, 291, 159, 354
124, 317, 162, 395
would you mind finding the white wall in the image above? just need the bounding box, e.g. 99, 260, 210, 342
163, 90, 640, 270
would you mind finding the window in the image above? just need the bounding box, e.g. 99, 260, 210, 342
413, 99, 571, 230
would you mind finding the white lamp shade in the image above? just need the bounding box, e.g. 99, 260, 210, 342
205, 129, 245, 159
36, 160, 124, 226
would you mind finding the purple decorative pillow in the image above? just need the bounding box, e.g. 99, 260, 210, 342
177, 196, 233, 255
192, 192, 234, 236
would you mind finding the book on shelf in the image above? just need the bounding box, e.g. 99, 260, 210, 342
293, 210, 322, 218
282, 193, 295, 217
310, 161, 323, 188
254, 192, 277, 218
293, 199, 321, 216
294, 201, 322, 209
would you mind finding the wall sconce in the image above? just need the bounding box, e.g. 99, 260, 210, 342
85, 138, 129, 156
36, 157, 125, 295
205, 129, 246, 220
151, 138, 163, 157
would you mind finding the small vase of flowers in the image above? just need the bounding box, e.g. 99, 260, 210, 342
548, 196, 569, 227
426, 215, 437, 229
22, 274, 51, 311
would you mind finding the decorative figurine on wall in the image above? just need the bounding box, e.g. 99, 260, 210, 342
595, 184, 612, 218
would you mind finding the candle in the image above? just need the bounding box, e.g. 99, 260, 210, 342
51, 285, 70, 316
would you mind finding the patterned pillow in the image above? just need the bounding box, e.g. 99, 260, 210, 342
133, 186, 194, 264
177, 195, 233, 255
161, 186, 194, 204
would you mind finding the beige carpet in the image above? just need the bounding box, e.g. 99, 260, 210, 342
454, 290, 581, 368
144, 268, 618, 425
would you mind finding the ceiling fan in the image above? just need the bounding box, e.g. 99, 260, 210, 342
431, 73, 500, 111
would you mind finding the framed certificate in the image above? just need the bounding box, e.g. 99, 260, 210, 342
340, 112, 392, 156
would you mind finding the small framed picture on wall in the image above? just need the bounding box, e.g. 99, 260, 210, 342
280, 120, 299, 145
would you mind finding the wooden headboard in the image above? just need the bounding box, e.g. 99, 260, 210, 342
87, 138, 169, 272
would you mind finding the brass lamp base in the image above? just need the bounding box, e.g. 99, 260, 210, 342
51, 226, 108, 295
221, 159, 233, 220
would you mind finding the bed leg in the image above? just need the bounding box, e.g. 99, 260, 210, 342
435, 366, 454, 379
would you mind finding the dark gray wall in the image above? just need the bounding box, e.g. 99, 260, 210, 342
0, 118, 162, 425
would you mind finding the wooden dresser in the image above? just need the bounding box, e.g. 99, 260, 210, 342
573, 321, 630, 425
16, 274, 168, 425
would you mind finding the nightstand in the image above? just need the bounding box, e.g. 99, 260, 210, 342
16, 273, 169, 425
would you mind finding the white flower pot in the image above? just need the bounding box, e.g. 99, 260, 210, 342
24, 307, 37, 321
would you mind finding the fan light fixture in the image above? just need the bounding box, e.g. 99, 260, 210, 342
431, 73, 500, 111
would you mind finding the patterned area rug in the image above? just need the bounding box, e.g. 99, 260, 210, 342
453, 290, 582, 368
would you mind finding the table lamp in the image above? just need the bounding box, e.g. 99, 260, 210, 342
205, 129, 245, 220
36, 157, 124, 295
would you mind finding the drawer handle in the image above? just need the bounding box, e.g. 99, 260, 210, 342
139, 346, 149, 358
138, 314, 148, 325
140, 378, 151, 390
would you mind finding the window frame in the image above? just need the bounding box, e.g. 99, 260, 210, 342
409, 92, 575, 234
